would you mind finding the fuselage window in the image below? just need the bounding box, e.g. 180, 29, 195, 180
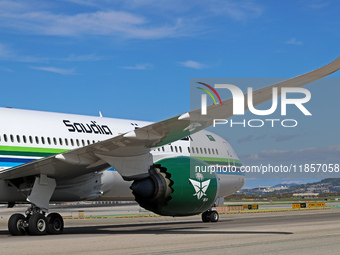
216, 149, 219, 155
16, 135, 20, 143
87, 140, 90, 145
76, 139, 80, 147
41, 137, 45, 144
59, 138, 63, 146
4, 134, 7, 142
47, 137, 51, 145
70, 139, 74, 146
208, 148, 211, 154
23, 136, 27, 143
82, 140, 85, 146
65, 138, 68, 146
162, 147, 165, 152
196, 147, 199, 154
204, 148, 207, 154
187, 147, 190, 153
200, 148, 203, 154
53, 138, 57, 145
212, 149, 215, 155
29, 136, 33, 144
170, 146, 173, 152
35, 136, 39, 144
10, 135, 14, 143
92, 140, 95, 144
179, 146, 182, 153
175, 146, 178, 153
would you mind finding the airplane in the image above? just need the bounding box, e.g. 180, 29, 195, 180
1, 57, 339, 236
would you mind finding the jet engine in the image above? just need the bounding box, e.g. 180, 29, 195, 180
130, 156, 218, 216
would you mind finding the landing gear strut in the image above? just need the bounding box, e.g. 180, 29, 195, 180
8, 205, 64, 236
201, 210, 219, 223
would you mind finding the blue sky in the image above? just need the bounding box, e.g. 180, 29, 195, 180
0, 0, 339, 187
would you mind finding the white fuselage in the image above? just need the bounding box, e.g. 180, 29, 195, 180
0, 107, 245, 203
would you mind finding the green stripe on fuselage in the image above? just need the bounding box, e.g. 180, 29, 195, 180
0, 145, 68, 157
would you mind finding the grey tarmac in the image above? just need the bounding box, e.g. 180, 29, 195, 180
0, 206, 339, 255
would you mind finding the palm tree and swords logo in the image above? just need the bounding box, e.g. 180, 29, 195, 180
189, 173, 211, 200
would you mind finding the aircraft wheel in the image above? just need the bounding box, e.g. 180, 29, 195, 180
47, 213, 64, 234
209, 211, 219, 222
201, 211, 211, 222
8, 213, 26, 236
28, 213, 47, 235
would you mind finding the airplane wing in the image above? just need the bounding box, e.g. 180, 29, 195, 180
1, 57, 340, 181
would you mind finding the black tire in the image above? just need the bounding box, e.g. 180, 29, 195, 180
47, 213, 64, 235
28, 214, 47, 235
201, 211, 211, 222
8, 214, 26, 236
209, 211, 219, 222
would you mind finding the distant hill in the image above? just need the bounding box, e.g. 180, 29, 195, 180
272, 183, 298, 188
240, 178, 340, 195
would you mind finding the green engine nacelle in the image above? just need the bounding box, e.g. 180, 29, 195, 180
130, 156, 218, 216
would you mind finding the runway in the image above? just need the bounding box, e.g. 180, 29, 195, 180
0, 207, 340, 255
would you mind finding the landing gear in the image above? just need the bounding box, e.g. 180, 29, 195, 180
46, 213, 64, 234
8, 213, 26, 236
6, 174, 61, 236
8, 205, 64, 236
201, 210, 219, 223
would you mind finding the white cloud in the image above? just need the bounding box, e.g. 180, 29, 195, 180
209, 0, 264, 21
0, 6, 185, 39
285, 38, 303, 46
61, 54, 103, 62
0, 0, 264, 40
179, 60, 206, 69
31, 66, 75, 75
121, 63, 153, 70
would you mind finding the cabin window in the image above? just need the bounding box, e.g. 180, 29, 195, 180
87, 140, 90, 145
47, 137, 51, 145
10, 135, 14, 143
175, 146, 178, 153
170, 146, 173, 152
65, 138, 68, 146
212, 149, 215, 155
187, 147, 190, 153
4, 134, 7, 142
59, 138, 63, 146
53, 137, 57, 145
29, 136, 33, 144
200, 148, 203, 154
41, 137, 45, 144
16, 135, 20, 143
82, 140, 85, 146
208, 148, 211, 154
215, 149, 219, 155
70, 139, 74, 146
35, 136, 39, 144
23, 136, 27, 143
92, 140, 95, 144
76, 139, 80, 146
196, 147, 199, 154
